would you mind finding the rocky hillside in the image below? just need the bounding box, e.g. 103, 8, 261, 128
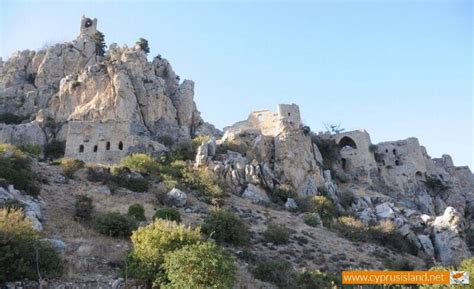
0, 16, 218, 149
0, 15, 473, 289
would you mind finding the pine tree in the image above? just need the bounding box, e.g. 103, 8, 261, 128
91, 31, 106, 57
136, 38, 150, 54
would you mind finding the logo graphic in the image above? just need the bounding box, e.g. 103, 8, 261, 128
450, 271, 469, 285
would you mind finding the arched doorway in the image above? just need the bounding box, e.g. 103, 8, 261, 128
339, 136, 357, 149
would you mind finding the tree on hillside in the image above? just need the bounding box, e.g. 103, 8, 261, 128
136, 38, 150, 54
91, 31, 106, 57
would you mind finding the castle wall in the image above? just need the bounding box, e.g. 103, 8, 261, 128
375, 138, 428, 190
278, 104, 301, 127
65, 121, 133, 163
319, 129, 377, 175
223, 103, 302, 138
65, 120, 167, 164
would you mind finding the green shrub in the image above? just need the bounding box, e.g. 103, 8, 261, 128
74, 195, 93, 221
331, 216, 367, 242
311, 137, 340, 169
252, 260, 294, 288
153, 208, 181, 222
169, 136, 210, 161
128, 203, 146, 222
91, 31, 106, 56
271, 184, 296, 204
312, 195, 336, 222
368, 144, 378, 153
18, 144, 41, 156
129, 219, 201, 283
423, 175, 450, 193
44, 140, 65, 159
0, 199, 25, 211
94, 212, 137, 237
182, 167, 224, 205
339, 189, 355, 209
332, 217, 418, 255
263, 224, 291, 245
202, 209, 249, 246
120, 153, 159, 175
136, 38, 150, 54
118, 176, 149, 192
60, 158, 85, 178
157, 135, 174, 147
0, 209, 62, 282
303, 213, 321, 227
0, 113, 27, 124
383, 258, 414, 270
295, 270, 339, 289
162, 242, 236, 288
368, 220, 419, 255
0, 144, 39, 196
295, 196, 316, 213
110, 166, 149, 192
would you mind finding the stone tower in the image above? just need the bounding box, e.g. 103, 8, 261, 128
278, 103, 301, 127
79, 15, 98, 37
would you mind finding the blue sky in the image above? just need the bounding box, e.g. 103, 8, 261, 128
1, 0, 472, 168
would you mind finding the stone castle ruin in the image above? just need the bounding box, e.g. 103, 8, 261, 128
0, 15, 472, 268
65, 120, 166, 163
223, 104, 301, 138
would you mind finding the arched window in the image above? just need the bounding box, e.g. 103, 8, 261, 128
118, 141, 123, 151
257, 114, 263, 123
106, 142, 110, 151
338, 136, 357, 149
93, 145, 98, 152
79, 145, 84, 153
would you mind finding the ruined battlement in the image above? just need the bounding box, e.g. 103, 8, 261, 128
224, 103, 302, 138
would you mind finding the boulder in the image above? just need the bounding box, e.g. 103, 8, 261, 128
285, 198, 298, 210
165, 188, 187, 207
417, 234, 435, 257
432, 207, 470, 265
242, 184, 270, 204
41, 239, 66, 253
375, 202, 395, 219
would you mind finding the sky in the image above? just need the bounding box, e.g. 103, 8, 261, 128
1, 0, 473, 168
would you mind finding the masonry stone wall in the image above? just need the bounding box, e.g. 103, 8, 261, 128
374, 138, 428, 190
319, 129, 377, 175
224, 103, 302, 138
65, 120, 166, 164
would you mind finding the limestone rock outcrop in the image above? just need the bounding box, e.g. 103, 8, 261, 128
0, 16, 220, 154
432, 207, 471, 265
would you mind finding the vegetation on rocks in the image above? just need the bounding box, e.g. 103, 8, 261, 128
162, 242, 236, 288
120, 153, 159, 175
74, 195, 93, 221
0, 144, 39, 196
202, 209, 250, 246
94, 212, 137, 237
128, 219, 202, 285
263, 224, 291, 245
127, 203, 146, 222
0, 112, 28, 124
59, 158, 85, 178
0, 208, 62, 282
44, 140, 65, 159
18, 144, 41, 156
153, 207, 181, 222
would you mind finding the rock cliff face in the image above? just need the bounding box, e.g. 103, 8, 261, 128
0, 16, 218, 147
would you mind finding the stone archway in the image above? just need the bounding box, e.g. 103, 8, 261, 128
338, 136, 357, 149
